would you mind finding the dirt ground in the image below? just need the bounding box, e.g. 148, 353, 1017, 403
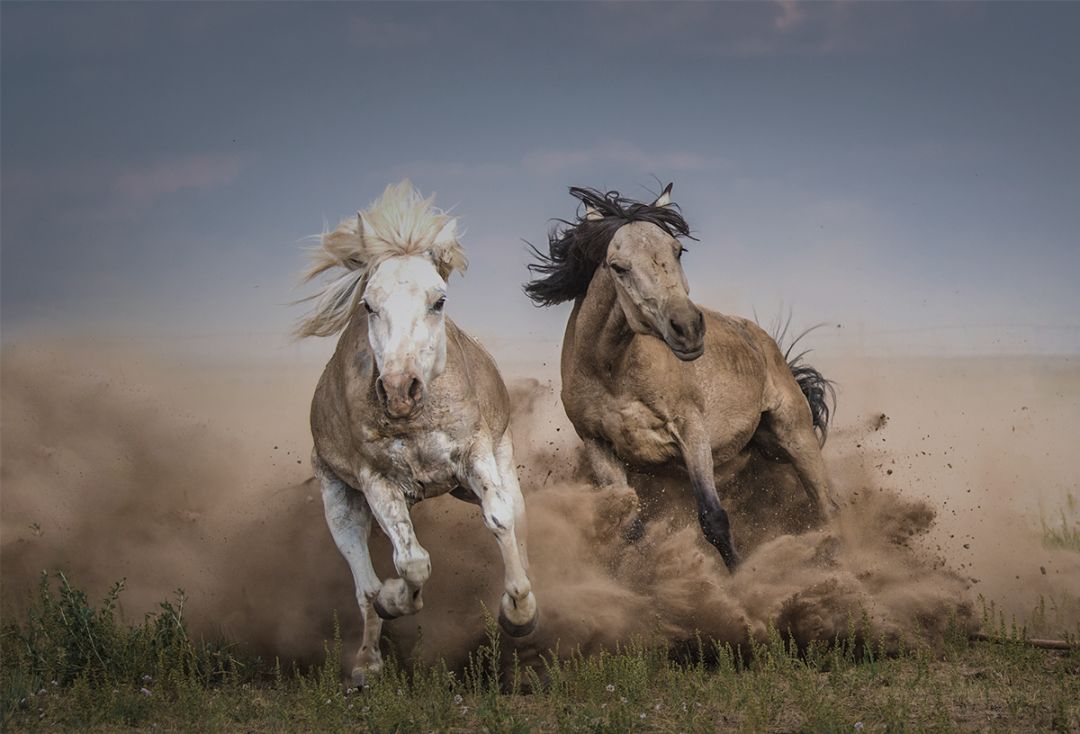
2, 341, 1078, 665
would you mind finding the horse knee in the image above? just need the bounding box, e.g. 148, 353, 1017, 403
395, 548, 431, 587
482, 492, 516, 534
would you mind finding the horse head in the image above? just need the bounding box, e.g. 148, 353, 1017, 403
296, 180, 466, 418
362, 252, 451, 419
596, 185, 705, 361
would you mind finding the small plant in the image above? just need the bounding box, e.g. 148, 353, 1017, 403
1042, 491, 1080, 552
2, 573, 1078, 732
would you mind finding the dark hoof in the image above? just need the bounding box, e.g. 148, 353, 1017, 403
622, 515, 646, 543
499, 606, 539, 638
372, 597, 401, 621
723, 551, 741, 573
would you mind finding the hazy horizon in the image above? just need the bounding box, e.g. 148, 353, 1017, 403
3, 1, 1079, 365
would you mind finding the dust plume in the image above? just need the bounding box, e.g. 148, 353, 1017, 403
2, 343, 1077, 670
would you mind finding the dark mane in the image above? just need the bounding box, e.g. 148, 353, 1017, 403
524, 186, 693, 307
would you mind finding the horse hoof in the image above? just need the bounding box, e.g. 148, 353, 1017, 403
499, 606, 539, 638
372, 596, 401, 621
723, 552, 741, 573
622, 515, 646, 543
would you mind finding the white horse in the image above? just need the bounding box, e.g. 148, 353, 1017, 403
297, 181, 538, 686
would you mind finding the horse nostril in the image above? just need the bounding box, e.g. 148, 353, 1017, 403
670, 318, 686, 338
375, 378, 388, 405
408, 377, 424, 403
696, 312, 705, 331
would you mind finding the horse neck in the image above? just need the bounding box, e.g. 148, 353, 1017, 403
574, 267, 635, 362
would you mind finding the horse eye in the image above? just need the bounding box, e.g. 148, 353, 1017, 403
361, 300, 375, 316
610, 262, 629, 276
432, 296, 446, 313
676, 247, 687, 260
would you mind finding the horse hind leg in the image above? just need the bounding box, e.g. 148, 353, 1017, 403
583, 438, 646, 542
765, 395, 840, 518
314, 454, 384, 686
467, 433, 539, 637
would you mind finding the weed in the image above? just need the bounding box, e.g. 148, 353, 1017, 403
2, 574, 1078, 732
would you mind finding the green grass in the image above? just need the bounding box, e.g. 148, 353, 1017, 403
2, 573, 1078, 733
1043, 492, 1080, 552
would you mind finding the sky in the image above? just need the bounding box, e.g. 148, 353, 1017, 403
2, 1, 1079, 364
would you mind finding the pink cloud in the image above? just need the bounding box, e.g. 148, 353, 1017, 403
522, 142, 723, 175
112, 153, 244, 206
588, 1, 908, 59
773, 0, 804, 32
386, 143, 724, 186
3, 153, 247, 226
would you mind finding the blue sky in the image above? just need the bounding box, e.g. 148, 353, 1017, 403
3, 1, 1078, 360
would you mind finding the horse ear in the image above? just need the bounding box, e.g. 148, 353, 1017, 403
357, 211, 377, 241
653, 182, 674, 208
583, 203, 603, 221
433, 217, 457, 246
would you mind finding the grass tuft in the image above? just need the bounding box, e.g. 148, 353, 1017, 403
2, 572, 1078, 732
1042, 492, 1080, 552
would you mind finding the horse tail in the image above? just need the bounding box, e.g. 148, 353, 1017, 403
768, 314, 836, 446
788, 352, 834, 445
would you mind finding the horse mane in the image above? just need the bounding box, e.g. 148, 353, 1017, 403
524, 186, 693, 307
294, 180, 467, 338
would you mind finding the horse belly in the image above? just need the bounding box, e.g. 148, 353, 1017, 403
709, 410, 762, 465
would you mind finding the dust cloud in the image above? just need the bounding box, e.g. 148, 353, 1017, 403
2, 342, 1077, 669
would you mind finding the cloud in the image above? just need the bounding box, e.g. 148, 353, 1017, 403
3, 152, 247, 225
386, 160, 516, 183
388, 142, 723, 185
112, 154, 245, 207
586, 0, 908, 58
773, 0, 805, 32
522, 142, 723, 176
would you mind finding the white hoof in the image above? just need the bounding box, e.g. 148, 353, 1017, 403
498, 591, 539, 637
352, 647, 383, 688
374, 578, 421, 619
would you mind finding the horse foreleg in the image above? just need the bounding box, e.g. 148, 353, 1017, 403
495, 429, 531, 570
363, 474, 431, 620
314, 454, 384, 686
465, 437, 539, 637
583, 437, 645, 541
678, 422, 740, 571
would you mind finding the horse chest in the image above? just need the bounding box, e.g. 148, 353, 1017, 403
571, 386, 680, 465
364, 431, 459, 500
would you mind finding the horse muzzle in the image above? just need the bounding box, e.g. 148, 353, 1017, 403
665, 306, 706, 361
376, 372, 426, 419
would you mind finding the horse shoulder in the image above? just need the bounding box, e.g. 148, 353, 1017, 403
446, 319, 511, 441
581, 337, 681, 463
311, 318, 380, 482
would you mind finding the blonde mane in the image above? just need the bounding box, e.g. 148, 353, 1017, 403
295, 180, 468, 338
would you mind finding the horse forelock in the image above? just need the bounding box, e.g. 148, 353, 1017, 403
295, 180, 467, 339
524, 186, 694, 307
